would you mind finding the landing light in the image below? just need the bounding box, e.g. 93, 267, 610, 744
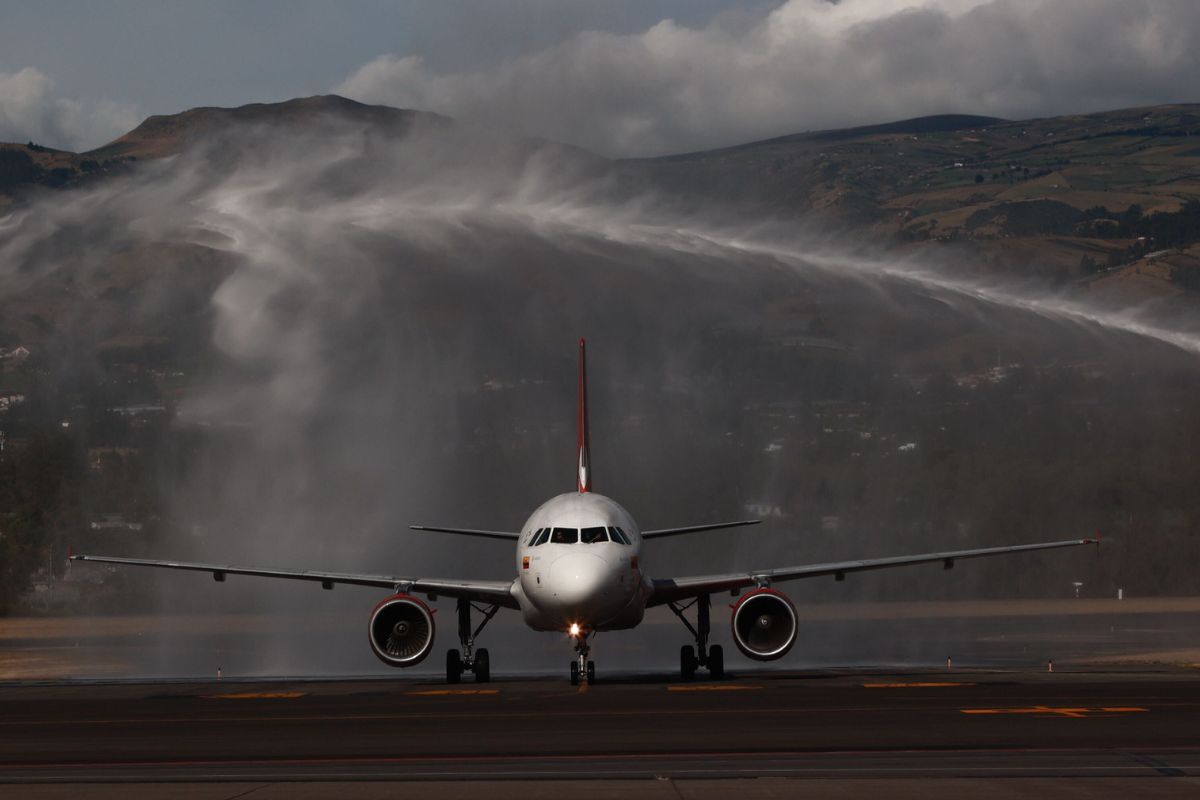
569, 623, 581, 637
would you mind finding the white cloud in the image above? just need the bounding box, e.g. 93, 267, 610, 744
0, 67, 138, 151
337, 0, 1200, 157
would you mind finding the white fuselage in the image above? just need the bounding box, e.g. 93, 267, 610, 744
511, 492, 649, 632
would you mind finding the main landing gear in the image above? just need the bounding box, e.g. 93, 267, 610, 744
446, 598, 500, 683
569, 629, 596, 686
668, 594, 724, 681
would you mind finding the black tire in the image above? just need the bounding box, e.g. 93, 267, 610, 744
708, 644, 725, 680
587, 660, 596, 684
446, 649, 463, 684
570, 661, 580, 686
680, 645, 697, 681
474, 648, 491, 683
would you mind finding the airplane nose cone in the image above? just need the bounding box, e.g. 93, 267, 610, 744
550, 553, 611, 609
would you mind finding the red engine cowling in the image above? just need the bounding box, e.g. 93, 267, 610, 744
368, 594, 435, 667
730, 588, 797, 661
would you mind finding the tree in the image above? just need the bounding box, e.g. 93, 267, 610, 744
0, 428, 84, 613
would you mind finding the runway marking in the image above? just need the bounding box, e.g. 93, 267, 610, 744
863, 682, 975, 688
3, 701, 1179, 728
8, 764, 1200, 783
201, 692, 307, 699
8, 747, 1200, 779
667, 684, 761, 692
404, 689, 500, 696
961, 706, 1148, 718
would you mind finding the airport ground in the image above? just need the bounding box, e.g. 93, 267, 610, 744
2, 668, 1200, 798
2, 598, 1199, 797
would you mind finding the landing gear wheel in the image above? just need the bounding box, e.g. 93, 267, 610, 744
708, 644, 725, 679
570, 661, 580, 686
680, 645, 697, 681
451, 598, 500, 687
446, 649, 463, 684
587, 660, 596, 684
474, 648, 491, 683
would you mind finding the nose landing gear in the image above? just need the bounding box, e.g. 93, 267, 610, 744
446, 598, 499, 683
569, 629, 596, 686
668, 593, 724, 680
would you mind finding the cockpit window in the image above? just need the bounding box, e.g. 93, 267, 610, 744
608, 527, 631, 545
580, 526, 608, 544
531, 528, 550, 546
550, 527, 578, 545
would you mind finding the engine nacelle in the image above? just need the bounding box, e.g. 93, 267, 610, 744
368, 594, 435, 667
730, 588, 797, 661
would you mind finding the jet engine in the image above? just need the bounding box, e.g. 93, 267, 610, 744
368, 594, 435, 667
730, 588, 797, 660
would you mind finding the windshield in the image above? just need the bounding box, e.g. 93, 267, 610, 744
550, 527, 578, 544
580, 526, 608, 544
608, 527, 632, 545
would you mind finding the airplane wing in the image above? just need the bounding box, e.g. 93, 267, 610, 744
69, 554, 519, 608
641, 520, 761, 539
647, 537, 1097, 606
408, 526, 520, 540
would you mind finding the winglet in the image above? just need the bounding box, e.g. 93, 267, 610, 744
577, 337, 591, 493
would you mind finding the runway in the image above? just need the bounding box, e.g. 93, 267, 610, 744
3, 668, 1200, 797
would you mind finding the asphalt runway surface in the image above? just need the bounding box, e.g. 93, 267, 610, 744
2, 667, 1200, 798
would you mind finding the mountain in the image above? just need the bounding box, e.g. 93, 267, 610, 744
87, 94, 444, 161
629, 103, 1200, 290
0, 96, 446, 208
5, 97, 1200, 294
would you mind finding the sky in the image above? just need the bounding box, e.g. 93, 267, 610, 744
1, 0, 1199, 157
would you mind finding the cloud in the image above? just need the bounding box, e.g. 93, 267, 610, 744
0, 67, 138, 151
337, 0, 1200, 157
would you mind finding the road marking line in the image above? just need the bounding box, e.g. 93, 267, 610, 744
404, 689, 500, 696
5, 702, 1181, 727
667, 684, 761, 692
201, 692, 307, 700
961, 706, 1148, 718
863, 682, 975, 688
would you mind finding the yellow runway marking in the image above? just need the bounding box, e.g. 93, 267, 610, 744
578, 681, 588, 695
404, 689, 500, 696
864, 682, 975, 688
202, 692, 307, 700
961, 706, 1148, 718
667, 684, 761, 692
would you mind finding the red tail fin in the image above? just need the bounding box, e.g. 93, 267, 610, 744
577, 337, 591, 493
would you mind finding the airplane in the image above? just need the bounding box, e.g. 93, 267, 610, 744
72, 339, 1098, 685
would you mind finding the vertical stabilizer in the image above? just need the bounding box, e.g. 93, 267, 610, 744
577, 337, 592, 493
